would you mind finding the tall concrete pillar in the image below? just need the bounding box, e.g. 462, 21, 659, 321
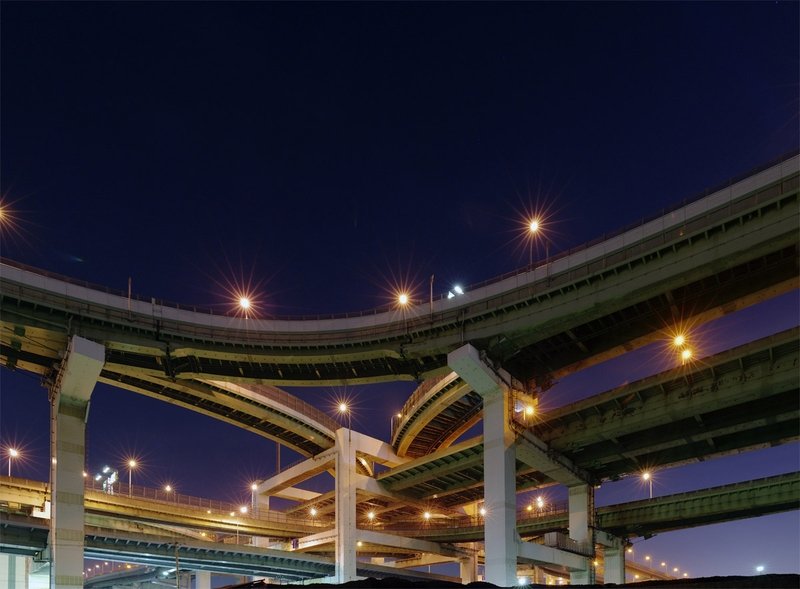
195, 571, 211, 589
0, 554, 28, 589
459, 554, 477, 584
448, 344, 517, 587
48, 336, 104, 589
334, 428, 357, 583
604, 546, 626, 584
568, 484, 593, 585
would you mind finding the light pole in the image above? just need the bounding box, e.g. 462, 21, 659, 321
237, 506, 247, 543
338, 402, 352, 441
642, 471, 653, 499
397, 292, 410, 334
127, 459, 137, 497
7, 448, 19, 476
528, 219, 539, 267
251, 483, 258, 516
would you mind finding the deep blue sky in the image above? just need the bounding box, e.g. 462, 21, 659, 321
1, 1, 798, 580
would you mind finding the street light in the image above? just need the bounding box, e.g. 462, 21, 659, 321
338, 402, 352, 441
681, 348, 693, 364
127, 459, 137, 497
528, 218, 540, 267
642, 471, 653, 499
251, 483, 258, 515
7, 448, 19, 476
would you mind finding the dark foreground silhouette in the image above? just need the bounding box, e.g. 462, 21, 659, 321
221, 574, 798, 589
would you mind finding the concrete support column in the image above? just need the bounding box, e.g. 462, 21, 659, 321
195, 571, 211, 589
48, 336, 104, 589
459, 554, 477, 584
448, 344, 517, 588
0, 554, 29, 589
604, 546, 626, 584
334, 428, 357, 583
568, 484, 593, 585
482, 385, 517, 586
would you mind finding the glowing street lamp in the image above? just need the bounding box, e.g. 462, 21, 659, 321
536, 495, 544, 511
127, 459, 137, 497
681, 348, 693, 364
528, 218, 541, 266
397, 293, 409, 306
423, 511, 431, 522
251, 482, 258, 515
642, 471, 653, 499
7, 448, 19, 476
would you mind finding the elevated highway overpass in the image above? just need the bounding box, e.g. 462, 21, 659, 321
377, 328, 798, 506
1, 153, 797, 586
2, 472, 796, 578
1, 154, 796, 396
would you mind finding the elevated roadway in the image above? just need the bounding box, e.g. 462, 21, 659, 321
1, 156, 796, 404
378, 328, 799, 506
2, 472, 796, 574
1, 154, 798, 585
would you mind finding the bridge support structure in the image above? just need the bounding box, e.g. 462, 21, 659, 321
48, 336, 105, 589
195, 570, 211, 589
568, 484, 594, 584
449, 344, 518, 587
0, 554, 29, 589
334, 428, 357, 583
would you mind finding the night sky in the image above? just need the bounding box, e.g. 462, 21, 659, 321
1, 1, 798, 580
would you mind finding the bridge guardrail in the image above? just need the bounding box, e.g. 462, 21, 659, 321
2, 151, 795, 328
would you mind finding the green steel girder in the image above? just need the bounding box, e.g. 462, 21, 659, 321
377, 329, 799, 501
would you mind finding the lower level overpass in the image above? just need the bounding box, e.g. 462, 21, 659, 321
2, 472, 797, 581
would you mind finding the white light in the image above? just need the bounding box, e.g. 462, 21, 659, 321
756, 565, 765, 573
310, 507, 318, 517
102, 466, 110, 473
517, 576, 528, 586
398, 293, 409, 306
239, 297, 251, 310
251, 483, 258, 491
239, 505, 248, 514
447, 291, 455, 299
453, 285, 464, 295
8, 448, 19, 458
479, 507, 487, 516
